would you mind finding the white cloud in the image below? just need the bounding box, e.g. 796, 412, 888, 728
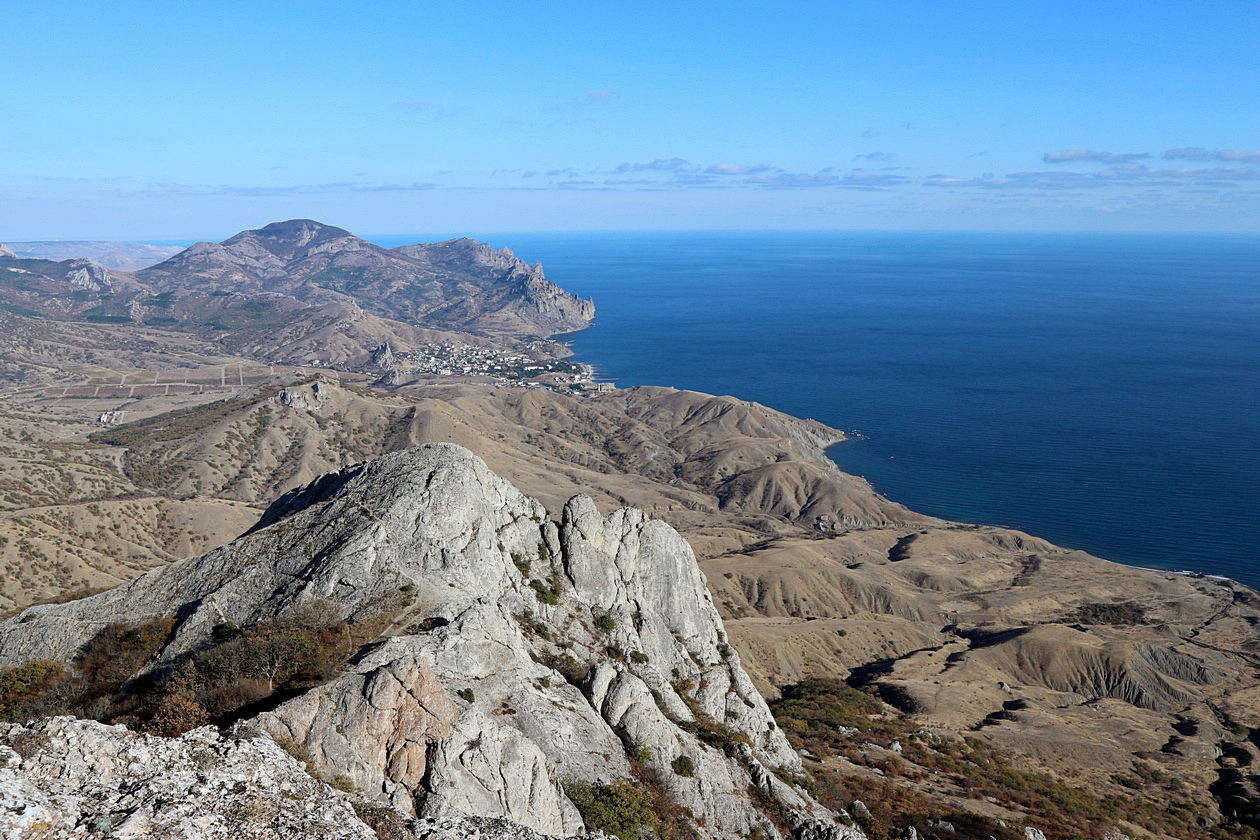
1043, 149, 1149, 164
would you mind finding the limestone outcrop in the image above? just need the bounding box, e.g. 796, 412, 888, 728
0, 444, 863, 840
0, 716, 379, 839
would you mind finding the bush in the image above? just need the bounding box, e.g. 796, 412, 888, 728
529, 579, 560, 605
593, 614, 616, 633
511, 553, 530, 576
671, 755, 695, 777
0, 660, 66, 721
563, 779, 656, 840
1065, 602, 1148, 625
538, 651, 588, 686
0, 602, 402, 739
457, 688, 475, 703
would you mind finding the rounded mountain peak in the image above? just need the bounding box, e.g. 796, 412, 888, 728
254, 219, 353, 239
223, 219, 359, 260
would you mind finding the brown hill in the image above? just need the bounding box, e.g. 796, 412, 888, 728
138, 220, 594, 337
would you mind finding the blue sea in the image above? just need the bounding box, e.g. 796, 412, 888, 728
371, 231, 1260, 589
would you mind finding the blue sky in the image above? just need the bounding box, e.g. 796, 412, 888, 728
3, 0, 1259, 239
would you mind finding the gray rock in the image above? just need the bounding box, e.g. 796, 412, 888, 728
0, 716, 380, 839
0, 443, 865, 840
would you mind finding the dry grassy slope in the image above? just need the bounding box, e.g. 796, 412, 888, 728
220, 303, 496, 370
0, 497, 258, 611
0, 394, 275, 610
92, 378, 926, 547
704, 523, 1260, 826
0, 310, 248, 388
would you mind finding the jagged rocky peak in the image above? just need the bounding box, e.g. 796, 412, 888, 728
395, 238, 531, 273
0, 443, 862, 840
61, 257, 113, 292
0, 243, 16, 259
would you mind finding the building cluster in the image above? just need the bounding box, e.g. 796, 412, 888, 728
401, 343, 592, 386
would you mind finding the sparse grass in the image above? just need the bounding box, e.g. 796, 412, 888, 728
768, 677, 1255, 840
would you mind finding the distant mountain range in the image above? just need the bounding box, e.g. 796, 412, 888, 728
0, 219, 595, 377
3, 240, 183, 271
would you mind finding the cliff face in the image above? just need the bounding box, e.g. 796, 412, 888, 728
0, 444, 861, 840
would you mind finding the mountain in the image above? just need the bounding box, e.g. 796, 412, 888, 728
0, 444, 862, 840
0, 220, 594, 383
5, 375, 1260, 837
4, 240, 184, 271
137, 220, 595, 337
5, 220, 1260, 839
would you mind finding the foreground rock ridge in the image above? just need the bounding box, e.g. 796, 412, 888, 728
0, 444, 862, 840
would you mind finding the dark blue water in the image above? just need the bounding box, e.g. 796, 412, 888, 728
369, 231, 1260, 589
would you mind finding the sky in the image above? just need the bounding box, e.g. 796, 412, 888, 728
3, 0, 1259, 239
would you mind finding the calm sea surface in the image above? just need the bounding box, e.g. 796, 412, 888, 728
369, 231, 1260, 589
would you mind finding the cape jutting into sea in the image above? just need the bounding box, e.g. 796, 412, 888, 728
368, 231, 1260, 591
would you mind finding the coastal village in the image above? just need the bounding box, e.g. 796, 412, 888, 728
390, 341, 609, 392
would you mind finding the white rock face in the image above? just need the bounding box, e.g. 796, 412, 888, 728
0, 444, 864, 840
0, 716, 379, 839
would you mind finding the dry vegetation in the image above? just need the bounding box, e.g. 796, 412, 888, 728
769, 678, 1255, 840
0, 599, 405, 737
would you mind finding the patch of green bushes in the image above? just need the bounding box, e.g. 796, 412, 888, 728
529, 579, 560, 605
563, 779, 656, 840
0, 603, 399, 739
1064, 602, 1148, 625
670, 755, 694, 777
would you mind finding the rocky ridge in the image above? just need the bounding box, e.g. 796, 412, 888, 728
0, 444, 863, 840
137, 220, 595, 337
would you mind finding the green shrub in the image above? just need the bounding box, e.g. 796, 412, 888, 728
593, 614, 616, 633
563, 779, 656, 840
0, 660, 66, 721
329, 774, 360, 793
529, 579, 560, 605
1065, 602, 1148, 625
457, 688, 475, 703
511, 553, 530, 576
671, 755, 695, 777
538, 651, 588, 686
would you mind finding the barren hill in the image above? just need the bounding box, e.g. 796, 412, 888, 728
0, 220, 594, 384
138, 220, 595, 337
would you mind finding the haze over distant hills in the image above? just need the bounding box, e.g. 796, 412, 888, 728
4, 240, 183, 271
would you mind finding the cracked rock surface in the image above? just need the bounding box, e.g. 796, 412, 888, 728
0, 444, 864, 840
